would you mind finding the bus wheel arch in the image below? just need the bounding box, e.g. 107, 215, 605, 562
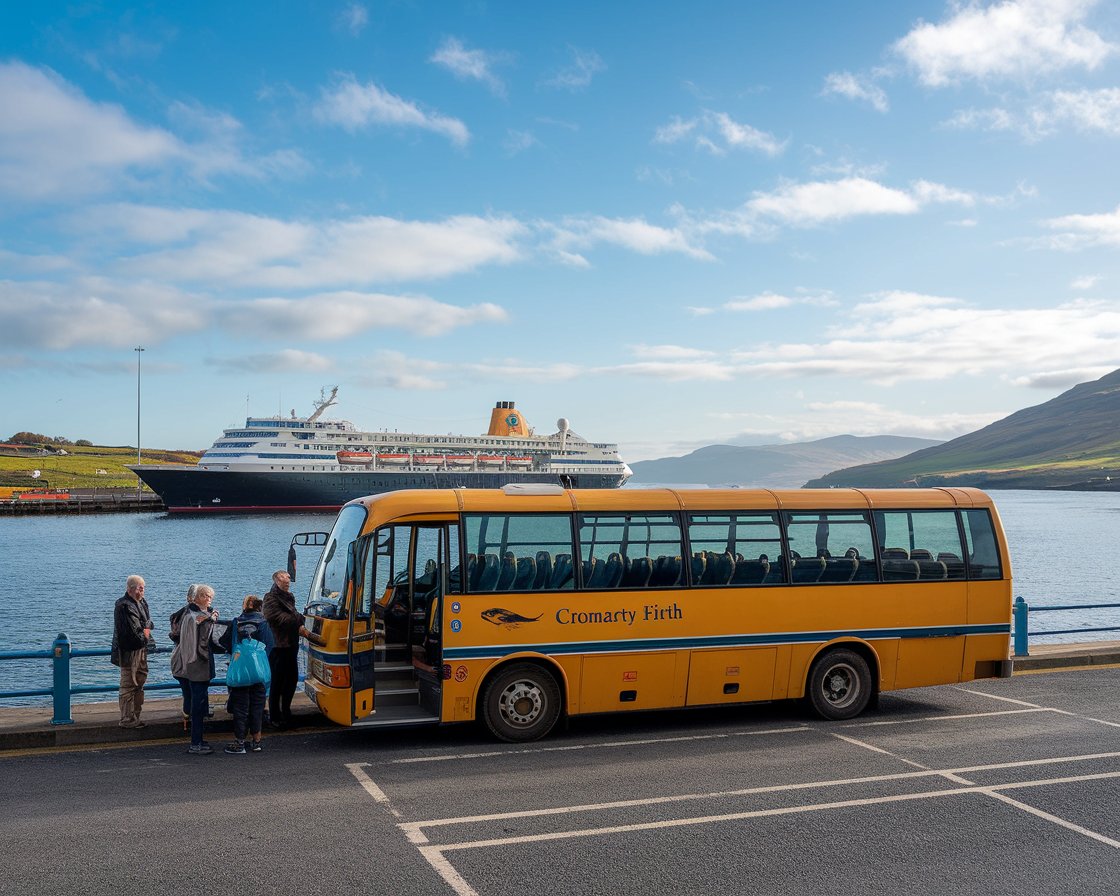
805, 642, 877, 721
478, 658, 566, 743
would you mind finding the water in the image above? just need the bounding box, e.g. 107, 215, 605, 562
2, 491, 1118, 702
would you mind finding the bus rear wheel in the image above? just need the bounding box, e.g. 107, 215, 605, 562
481, 663, 562, 742
807, 648, 872, 721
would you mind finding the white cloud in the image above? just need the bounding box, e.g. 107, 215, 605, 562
742, 178, 921, 226
221, 291, 508, 340
654, 110, 785, 156
947, 88, 1120, 138
83, 205, 527, 287
504, 130, 539, 155
314, 75, 469, 146
1041, 204, 1120, 248
1070, 274, 1101, 290
0, 61, 180, 200
721, 291, 837, 312
628, 344, 717, 360
0, 277, 207, 349
547, 215, 714, 263
1006, 366, 1115, 387
430, 37, 508, 96
543, 47, 605, 90
214, 349, 334, 373
337, 3, 368, 36
894, 0, 1114, 87
821, 72, 889, 113
732, 292, 1120, 385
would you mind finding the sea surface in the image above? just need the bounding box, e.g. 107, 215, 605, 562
1, 490, 1118, 702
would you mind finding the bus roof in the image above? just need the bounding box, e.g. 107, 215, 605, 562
348, 486, 995, 529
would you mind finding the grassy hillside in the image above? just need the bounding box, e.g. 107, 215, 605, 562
630, 435, 942, 488
806, 369, 1120, 489
0, 444, 199, 490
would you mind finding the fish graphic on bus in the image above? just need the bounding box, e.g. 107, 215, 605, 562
481, 607, 543, 629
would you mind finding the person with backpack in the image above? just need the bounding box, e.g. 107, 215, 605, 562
223, 595, 275, 754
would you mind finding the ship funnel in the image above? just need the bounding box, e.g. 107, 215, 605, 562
486, 400, 531, 437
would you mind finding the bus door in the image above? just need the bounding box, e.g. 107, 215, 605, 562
350, 522, 458, 721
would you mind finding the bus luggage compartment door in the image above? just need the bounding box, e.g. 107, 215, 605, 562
579, 652, 683, 714
686, 647, 777, 705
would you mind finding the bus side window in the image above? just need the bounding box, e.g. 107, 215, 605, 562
784, 511, 875, 584
688, 513, 783, 587
962, 510, 1002, 579
579, 513, 684, 589
462, 513, 575, 592
875, 510, 967, 581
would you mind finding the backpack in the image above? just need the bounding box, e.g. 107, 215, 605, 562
169, 605, 189, 643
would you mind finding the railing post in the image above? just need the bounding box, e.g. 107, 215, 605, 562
1013, 596, 1029, 657
51, 633, 74, 725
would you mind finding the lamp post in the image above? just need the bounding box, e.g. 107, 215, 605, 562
133, 344, 143, 472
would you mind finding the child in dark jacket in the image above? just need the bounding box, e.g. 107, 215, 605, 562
224, 595, 275, 754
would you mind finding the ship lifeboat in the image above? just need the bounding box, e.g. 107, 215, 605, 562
478, 455, 505, 465
445, 455, 475, 466
376, 453, 410, 464
506, 456, 532, 467
337, 450, 373, 465
414, 455, 445, 465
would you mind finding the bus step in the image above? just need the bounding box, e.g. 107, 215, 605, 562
375, 686, 421, 707
353, 704, 440, 729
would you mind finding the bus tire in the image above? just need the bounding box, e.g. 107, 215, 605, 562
807, 648, 872, 721
481, 662, 562, 743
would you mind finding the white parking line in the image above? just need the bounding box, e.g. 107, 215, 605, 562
431, 770, 1120, 853
390, 725, 810, 764
956, 686, 1120, 728
842, 707, 1050, 727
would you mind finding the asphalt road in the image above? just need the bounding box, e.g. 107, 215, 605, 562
1, 667, 1118, 896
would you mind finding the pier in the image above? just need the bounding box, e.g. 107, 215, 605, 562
0, 487, 163, 515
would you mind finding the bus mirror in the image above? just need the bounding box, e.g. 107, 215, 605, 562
287, 544, 297, 581
292, 532, 329, 547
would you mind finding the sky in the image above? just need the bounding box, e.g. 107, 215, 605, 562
2, 1, 1120, 463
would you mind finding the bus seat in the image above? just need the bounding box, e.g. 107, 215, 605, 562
820, 557, 857, 583
550, 553, 574, 589
533, 551, 553, 590
731, 558, 766, 585
938, 551, 966, 579
691, 552, 706, 585
909, 549, 947, 580
463, 553, 477, 591
582, 557, 598, 587
711, 551, 734, 585
513, 556, 536, 590
650, 555, 682, 586
882, 547, 919, 581
602, 552, 624, 587
791, 554, 825, 584
622, 556, 652, 587
475, 553, 500, 591
496, 553, 517, 590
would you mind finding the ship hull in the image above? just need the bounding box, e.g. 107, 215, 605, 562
132, 466, 628, 512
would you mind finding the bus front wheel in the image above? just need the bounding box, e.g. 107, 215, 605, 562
481, 663, 562, 742
807, 648, 872, 721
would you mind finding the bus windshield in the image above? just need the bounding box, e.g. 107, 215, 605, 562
307, 503, 367, 614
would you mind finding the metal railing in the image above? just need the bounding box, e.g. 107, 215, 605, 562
0, 634, 233, 725
1012, 596, 1120, 657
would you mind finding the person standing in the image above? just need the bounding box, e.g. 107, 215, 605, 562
111, 574, 152, 729
171, 583, 219, 755
262, 570, 305, 728
224, 595, 275, 754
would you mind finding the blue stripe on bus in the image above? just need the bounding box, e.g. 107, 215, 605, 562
441, 623, 1011, 661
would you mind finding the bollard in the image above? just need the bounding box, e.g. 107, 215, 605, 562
51, 633, 74, 725
1013, 596, 1029, 657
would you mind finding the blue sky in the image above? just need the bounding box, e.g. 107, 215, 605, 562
2, 1, 1120, 462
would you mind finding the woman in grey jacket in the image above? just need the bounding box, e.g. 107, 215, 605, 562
170, 584, 220, 755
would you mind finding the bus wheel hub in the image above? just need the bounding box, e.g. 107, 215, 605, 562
503, 682, 542, 724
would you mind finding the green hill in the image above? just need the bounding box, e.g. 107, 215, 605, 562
0, 444, 199, 490
805, 369, 1120, 490
630, 435, 941, 488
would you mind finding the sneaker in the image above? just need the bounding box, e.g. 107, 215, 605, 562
250, 740, 262, 753
118, 720, 146, 729
186, 744, 213, 755
224, 741, 247, 755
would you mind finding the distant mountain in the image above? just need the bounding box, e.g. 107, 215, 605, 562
629, 435, 941, 488
805, 368, 1120, 490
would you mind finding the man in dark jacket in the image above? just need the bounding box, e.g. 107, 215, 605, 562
262, 570, 305, 727
112, 574, 152, 729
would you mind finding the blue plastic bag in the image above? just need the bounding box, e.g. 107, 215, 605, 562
227, 625, 271, 688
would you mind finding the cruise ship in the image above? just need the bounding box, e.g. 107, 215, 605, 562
130, 390, 632, 512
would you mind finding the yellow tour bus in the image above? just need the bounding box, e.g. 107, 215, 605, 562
292, 485, 1012, 742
